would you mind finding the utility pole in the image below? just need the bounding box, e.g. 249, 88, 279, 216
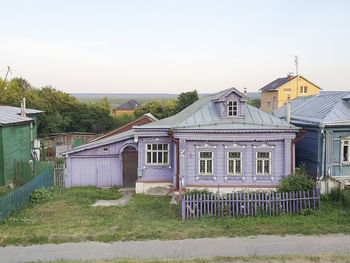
295, 56, 299, 98
1, 66, 12, 90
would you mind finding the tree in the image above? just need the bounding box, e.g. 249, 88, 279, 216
134, 99, 178, 119
248, 99, 261, 109
177, 90, 199, 112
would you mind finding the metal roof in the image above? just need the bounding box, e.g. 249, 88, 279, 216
136, 88, 297, 131
62, 129, 134, 155
115, 99, 141, 111
260, 77, 296, 91
273, 91, 350, 126
0, 106, 43, 115
0, 112, 34, 125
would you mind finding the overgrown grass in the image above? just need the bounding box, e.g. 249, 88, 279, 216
0, 187, 16, 198
28, 254, 350, 263
0, 187, 350, 246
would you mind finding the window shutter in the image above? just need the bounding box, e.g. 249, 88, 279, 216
326, 132, 333, 164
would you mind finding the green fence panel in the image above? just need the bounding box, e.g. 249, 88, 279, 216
0, 168, 54, 223
14, 160, 54, 185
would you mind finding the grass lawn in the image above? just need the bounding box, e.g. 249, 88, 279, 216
28, 255, 350, 263
0, 186, 350, 246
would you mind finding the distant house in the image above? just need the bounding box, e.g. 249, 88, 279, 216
274, 91, 350, 186
47, 132, 98, 157
63, 88, 298, 194
92, 113, 157, 142
113, 99, 141, 116
260, 75, 321, 114
0, 105, 43, 186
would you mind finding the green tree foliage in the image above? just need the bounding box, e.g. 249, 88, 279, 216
0, 77, 119, 137
177, 90, 199, 112
248, 98, 261, 109
134, 90, 198, 120
134, 99, 178, 119
278, 174, 315, 193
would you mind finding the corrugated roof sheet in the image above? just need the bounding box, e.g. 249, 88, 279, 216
273, 91, 350, 126
0, 106, 43, 115
0, 112, 34, 125
62, 129, 134, 155
137, 88, 297, 130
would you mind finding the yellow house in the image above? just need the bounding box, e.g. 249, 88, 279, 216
260, 75, 321, 113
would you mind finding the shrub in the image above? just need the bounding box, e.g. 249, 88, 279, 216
184, 188, 211, 196
329, 188, 350, 208
30, 187, 53, 203
278, 174, 315, 193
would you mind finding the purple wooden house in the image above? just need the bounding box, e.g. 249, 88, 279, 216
63, 88, 299, 194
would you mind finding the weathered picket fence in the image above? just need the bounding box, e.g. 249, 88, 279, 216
54, 163, 65, 187
181, 188, 321, 220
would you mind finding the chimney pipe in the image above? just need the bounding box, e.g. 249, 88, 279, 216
271, 96, 276, 114
21, 97, 26, 117
244, 87, 247, 96
286, 95, 291, 123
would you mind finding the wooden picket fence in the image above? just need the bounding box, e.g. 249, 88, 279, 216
181, 188, 321, 220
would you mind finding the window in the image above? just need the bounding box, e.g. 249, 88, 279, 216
256, 152, 271, 175
146, 143, 169, 165
342, 140, 350, 163
103, 147, 109, 153
227, 101, 238, 116
300, 86, 308, 94
227, 152, 242, 175
199, 151, 213, 175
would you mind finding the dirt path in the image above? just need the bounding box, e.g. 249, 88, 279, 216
92, 188, 134, 207
1, 234, 350, 262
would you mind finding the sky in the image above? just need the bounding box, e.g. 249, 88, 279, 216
0, 0, 349, 94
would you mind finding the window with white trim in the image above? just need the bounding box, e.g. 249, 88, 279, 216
227, 152, 242, 175
300, 86, 308, 94
342, 140, 350, 163
227, 101, 238, 116
199, 151, 213, 175
146, 143, 169, 165
256, 151, 271, 175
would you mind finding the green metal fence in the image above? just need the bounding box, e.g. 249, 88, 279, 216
14, 160, 54, 185
0, 168, 54, 222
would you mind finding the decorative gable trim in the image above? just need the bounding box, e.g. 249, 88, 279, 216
252, 142, 275, 149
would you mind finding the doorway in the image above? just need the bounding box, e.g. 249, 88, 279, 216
122, 146, 138, 187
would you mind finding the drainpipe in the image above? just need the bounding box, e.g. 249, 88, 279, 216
167, 131, 179, 190
291, 130, 307, 174
320, 127, 325, 179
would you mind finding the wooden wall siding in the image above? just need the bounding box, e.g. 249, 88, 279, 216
66, 139, 130, 188
216, 92, 245, 119
331, 129, 350, 177
69, 157, 121, 187
137, 137, 175, 183
0, 124, 32, 186
295, 129, 320, 174
182, 140, 286, 187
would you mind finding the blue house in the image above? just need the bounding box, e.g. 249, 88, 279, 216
274, 91, 350, 183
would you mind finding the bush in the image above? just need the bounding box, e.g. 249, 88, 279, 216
184, 188, 211, 196
329, 188, 350, 208
278, 174, 315, 193
30, 187, 53, 203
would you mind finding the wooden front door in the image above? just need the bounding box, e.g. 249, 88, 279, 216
122, 151, 138, 187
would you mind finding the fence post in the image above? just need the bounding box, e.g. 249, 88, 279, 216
313, 187, 316, 210
181, 194, 185, 220
317, 188, 321, 210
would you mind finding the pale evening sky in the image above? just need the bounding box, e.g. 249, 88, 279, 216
0, 0, 349, 94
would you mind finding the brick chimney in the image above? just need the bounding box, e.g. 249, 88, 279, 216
287, 73, 295, 80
